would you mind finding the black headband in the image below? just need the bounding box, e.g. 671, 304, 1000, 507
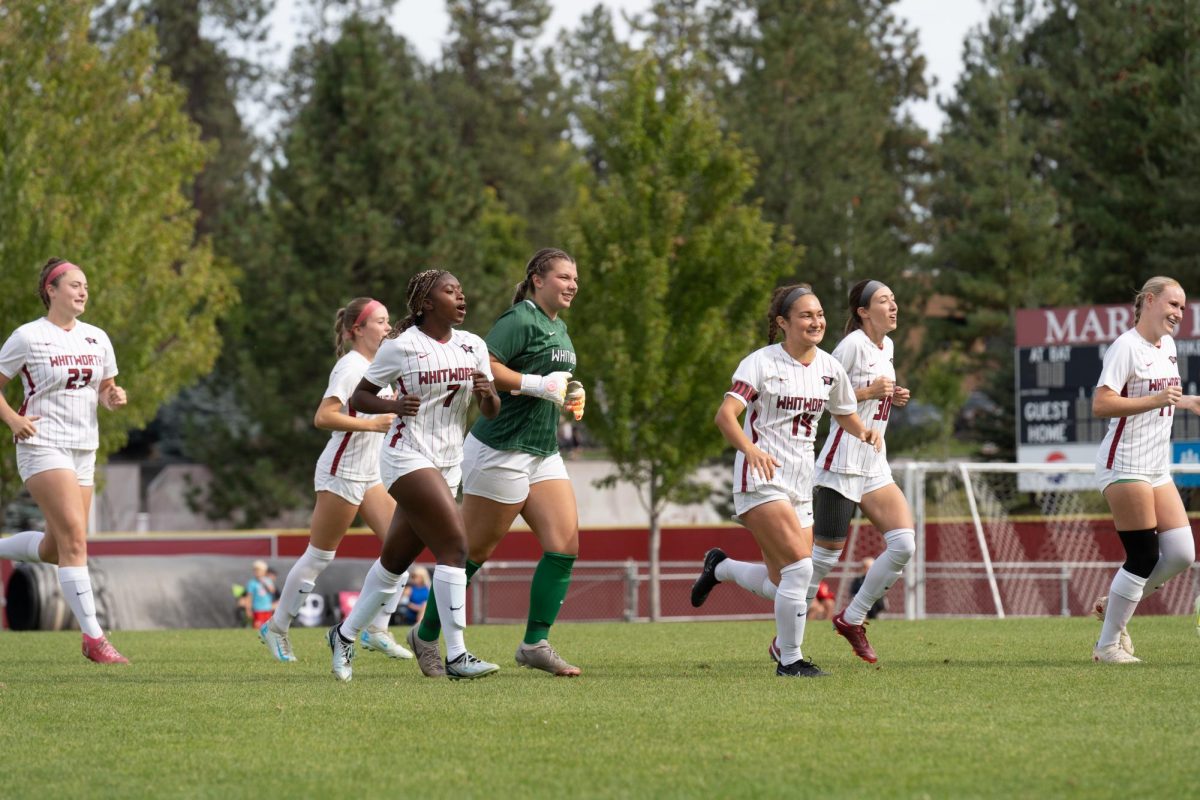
779, 286, 812, 317
858, 280, 884, 308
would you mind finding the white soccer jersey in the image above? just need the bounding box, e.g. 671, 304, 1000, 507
314, 351, 395, 482
727, 343, 857, 500
0, 318, 117, 449
816, 329, 895, 477
1095, 328, 1180, 473
366, 326, 492, 468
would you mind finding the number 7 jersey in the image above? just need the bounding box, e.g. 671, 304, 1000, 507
364, 326, 493, 468
816, 329, 896, 477
727, 343, 857, 499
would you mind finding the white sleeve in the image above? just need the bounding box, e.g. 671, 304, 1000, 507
1097, 337, 1133, 393
830, 335, 859, 376
725, 352, 762, 408
323, 359, 357, 404
363, 343, 400, 389
473, 335, 494, 381
827, 359, 858, 416
101, 330, 119, 380
0, 329, 29, 380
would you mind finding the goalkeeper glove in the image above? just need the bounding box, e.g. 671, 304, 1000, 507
513, 371, 572, 406
564, 380, 586, 421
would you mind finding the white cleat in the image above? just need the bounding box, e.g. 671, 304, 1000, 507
1092, 596, 1135, 656
360, 628, 414, 659
260, 621, 296, 662
1093, 642, 1142, 664
327, 625, 356, 682
445, 651, 500, 680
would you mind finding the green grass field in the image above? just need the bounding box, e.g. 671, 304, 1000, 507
2, 617, 1198, 798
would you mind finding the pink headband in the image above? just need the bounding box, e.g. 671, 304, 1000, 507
43, 261, 78, 291
353, 299, 382, 328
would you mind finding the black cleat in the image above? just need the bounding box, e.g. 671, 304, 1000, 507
776, 657, 830, 678
690, 548, 728, 607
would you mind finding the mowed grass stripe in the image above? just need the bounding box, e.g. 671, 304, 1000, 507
1, 618, 1197, 798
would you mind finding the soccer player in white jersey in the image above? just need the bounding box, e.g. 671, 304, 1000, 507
0, 258, 129, 663
800, 279, 915, 663
692, 284, 882, 678
1091, 276, 1198, 664
259, 297, 409, 663
326, 270, 502, 681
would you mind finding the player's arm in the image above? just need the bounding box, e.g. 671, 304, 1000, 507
0, 372, 39, 441
471, 370, 501, 419
1092, 385, 1180, 418
490, 355, 570, 405
320, 378, 405, 431
831, 411, 883, 451
856, 377, 894, 402
714, 394, 781, 480
97, 377, 127, 410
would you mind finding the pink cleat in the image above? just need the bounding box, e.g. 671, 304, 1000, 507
832, 610, 878, 664
82, 633, 129, 664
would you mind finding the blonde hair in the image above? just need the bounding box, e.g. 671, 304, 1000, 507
333, 297, 378, 356
1133, 276, 1182, 323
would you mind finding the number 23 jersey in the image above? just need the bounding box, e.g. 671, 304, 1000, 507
726, 343, 857, 499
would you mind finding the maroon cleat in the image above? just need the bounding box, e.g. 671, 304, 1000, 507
82, 634, 129, 664
832, 610, 877, 664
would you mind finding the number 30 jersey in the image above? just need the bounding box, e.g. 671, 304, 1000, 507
726, 343, 857, 499
0, 318, 118, 449
364, 326, 492, 468
816, 329, 896, 478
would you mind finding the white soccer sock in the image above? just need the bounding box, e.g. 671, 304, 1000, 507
433, 565, 468, 661
1098, 568, 1146, 648
58, 565, 103, 638
0, 531, 44, 563
774, 559, 813, 666
271, 544, 335, 631
715, 558, 776, 600
807, 545, 841, 604
1141, 527, 1195, 599
370, 570, 409, 631
340, 560, 404, 640
844, 528, 915, 625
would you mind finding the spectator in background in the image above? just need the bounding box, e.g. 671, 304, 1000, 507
848, 557, 887, 619
244, 560, 278, 629
397, 566, 431, 627
809, 580, 836, 620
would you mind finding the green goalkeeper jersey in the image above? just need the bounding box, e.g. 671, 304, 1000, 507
470, 299, 578, 456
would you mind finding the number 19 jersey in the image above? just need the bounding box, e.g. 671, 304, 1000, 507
816, 329, 895, 477
365, 326, 492, 468
726, 343, 857, 500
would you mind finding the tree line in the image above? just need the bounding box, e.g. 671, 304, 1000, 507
1, 0, 1197, 527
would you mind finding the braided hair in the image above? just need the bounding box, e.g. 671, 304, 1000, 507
390, 269, 449, 338
512, 248, 575, 305
766, 283, 813, 344
333, 297, 377, 356
38, 257, 72, 309
1133, 276, 1182, 323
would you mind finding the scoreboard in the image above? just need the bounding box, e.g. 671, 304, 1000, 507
1015, 304, 1200, 489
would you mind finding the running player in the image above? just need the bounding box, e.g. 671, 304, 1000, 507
1091, 276, 1197, 663
259, 297, 410, 662
0, 258, 129, 663
806, 279, 913, 664
408, 248, 587, 677
328, 270, 502, 682
691, 284, 881, 677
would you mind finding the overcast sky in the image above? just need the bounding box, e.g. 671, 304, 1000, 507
258, 0, 991, 135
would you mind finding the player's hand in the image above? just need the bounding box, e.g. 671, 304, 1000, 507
868, 376, 894, 399
7, 414, 40, 442
861, 429, 884, 452
564, 380, 586, 421
101, 385, 127, 410
396, 395, 421, 416
369, 413, 397, 432
471, 370, 497, 399
1158, 384, 1182, 409
745, 444, 782, 481
513, 371, 571, 406
892, 386, 910, 407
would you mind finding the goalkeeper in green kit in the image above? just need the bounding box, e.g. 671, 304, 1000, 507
408, 248, 587, 677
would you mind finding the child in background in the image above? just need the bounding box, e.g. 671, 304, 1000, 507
245, 560, 277, 628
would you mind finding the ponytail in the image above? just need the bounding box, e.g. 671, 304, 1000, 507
513, 248, 575, 305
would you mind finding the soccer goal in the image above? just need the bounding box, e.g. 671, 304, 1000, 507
890, 462, 1200, 619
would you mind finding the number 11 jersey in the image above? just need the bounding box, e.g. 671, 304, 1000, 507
726, 343, 856, 500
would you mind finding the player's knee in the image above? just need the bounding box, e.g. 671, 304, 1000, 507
885, 529, 916, 561
778, 559, 812, 601
1117, 528, 1158, 578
